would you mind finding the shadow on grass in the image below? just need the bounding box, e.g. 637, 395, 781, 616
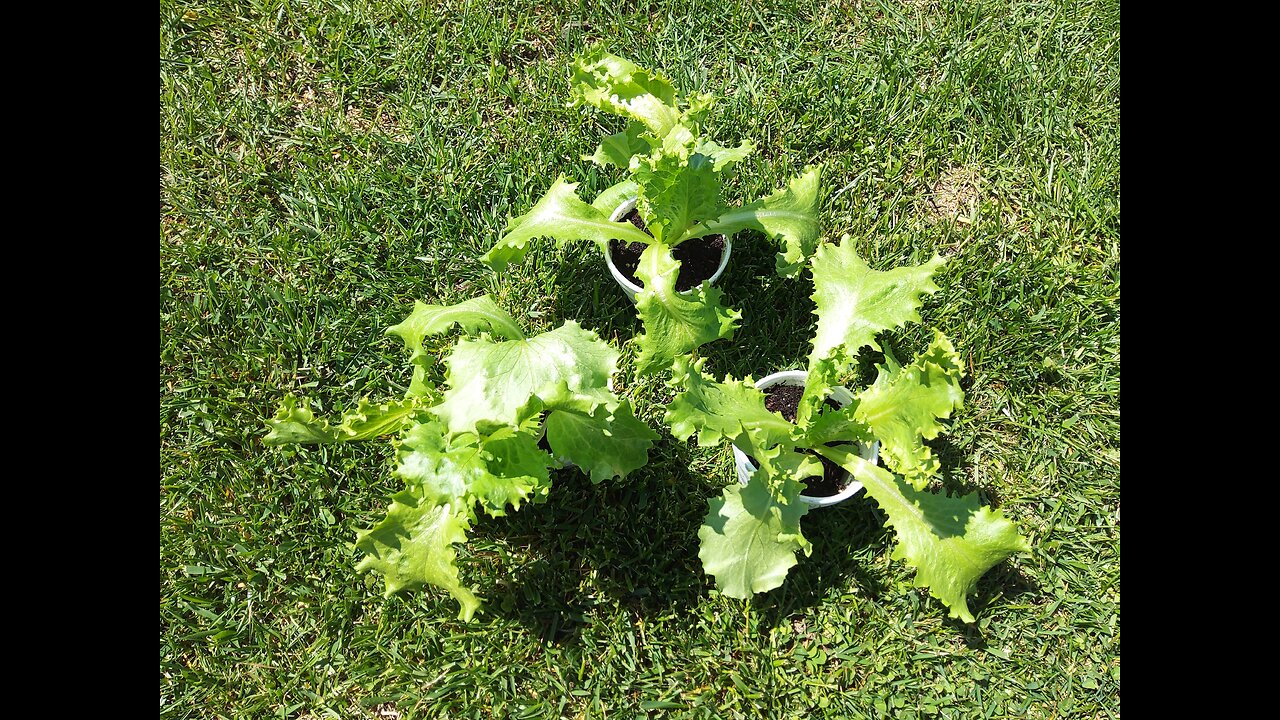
947, 563, 1042, 647
547, 250, 639, 345
470, 439, 719, 644
705, 230, 816, 380
748, 495, 895, 633
932, 434, 1008, 509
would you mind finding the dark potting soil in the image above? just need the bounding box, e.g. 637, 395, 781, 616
752, 384, 850, 499
762, 385, 807, 423
608, 209, 727, 292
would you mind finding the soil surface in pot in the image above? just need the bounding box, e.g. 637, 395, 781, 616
752, 384, 850, 498
609, 209, 726, 292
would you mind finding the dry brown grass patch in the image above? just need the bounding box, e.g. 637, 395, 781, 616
927, 166, 983, 223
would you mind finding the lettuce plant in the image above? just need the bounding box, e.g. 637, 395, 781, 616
481, 49, 823, 375
264, 295, 658, 619
664, 238, 1029, 621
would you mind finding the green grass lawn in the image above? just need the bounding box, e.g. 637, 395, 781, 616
161, 0, 1119, 717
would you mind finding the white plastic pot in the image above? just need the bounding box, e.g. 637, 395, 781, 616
604, 198, 733, 302
731, 370, 880, 508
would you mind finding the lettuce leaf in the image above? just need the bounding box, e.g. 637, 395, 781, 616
431, 320, 620, 435
684, 166, 823, 276
698, 460, 813, 598
584, 122, 649, 168
590, 179, 641, 214
809, 236, 946, 364
633, 244, 740, 375
854, 333, 965, 490
695, 137, 754, 173
816, 446, 1030, 623
354, 493, 481, 621
631, 140, 725, 244
545, 402, 659, 483
664, 356, 796, 449
482, 177, 652, 272
393, 421, 552, 517
388, 295, 526, 349
569, 48, 682, 139
265, 395, 423, 445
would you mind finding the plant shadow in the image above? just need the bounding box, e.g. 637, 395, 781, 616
931, 434, 1006, 508
707, 230, 817, 379
547, 248, 639, 346
946, 562, 1043, 648
472, 438, 721, 645
748, 494, 894, 633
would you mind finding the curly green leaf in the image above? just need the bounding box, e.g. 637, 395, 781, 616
545, 402, 659, 483
585, 122, 648, 168
695, 138, 754, 173
482, 176, 652, 272
633, 244, 740, 375
698, 465, 812, 598
631, 138, 725, 244
388, 295, 526, 355
854, 332, 965, 489
590, 179, 641, 215
432, 320, 620, 434
569, 48, 681, 138
817, 446, 1029, 623
394, 422, 551, 517
355, 495, 482, 621
809, 237, 945, 364
664, 356, 796, 449
264, 395, 421, 445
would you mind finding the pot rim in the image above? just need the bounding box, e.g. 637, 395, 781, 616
604, 197, 733, 300
730, 369, 880, 508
